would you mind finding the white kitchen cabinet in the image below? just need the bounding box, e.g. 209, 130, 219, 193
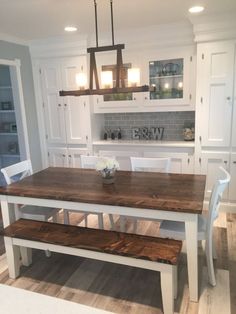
93, 47, 195, 113
197, 41, 234, 147
48, 147, 88, 168
199, 152, 229, 199
142, 49, 194, 111
40, 57, 88, 145
144, 151, 194, 174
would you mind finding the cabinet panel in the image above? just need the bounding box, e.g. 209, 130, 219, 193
199, 152, 229, 199
68, 148, 88, 168
48, 147, 68, 167
41, 63, 66, 144
144, 152, 194, 174
198, 42, 234, 147
99, 150, 141, 171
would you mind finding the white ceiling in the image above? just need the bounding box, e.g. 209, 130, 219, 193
0, 0, 236, 41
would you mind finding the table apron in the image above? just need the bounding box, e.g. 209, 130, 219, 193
1, 195, 197, 222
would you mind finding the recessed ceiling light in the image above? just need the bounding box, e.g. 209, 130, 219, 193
64, 26, 78, 32
188, 6, 204, 13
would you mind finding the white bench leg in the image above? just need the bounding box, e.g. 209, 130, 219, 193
120, 216, 126, 232
20, 247, 32, 266
108, 214, 115, 230
4, 237, 20, 279
63, 209, 70, 224
160, 267, 174, 314
173, 266, 178, 299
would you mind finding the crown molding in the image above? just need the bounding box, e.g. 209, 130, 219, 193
30, 34, 87, 59
189, 13, 236, 43
0, 32, 29, 46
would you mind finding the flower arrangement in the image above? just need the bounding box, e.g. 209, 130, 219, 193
96, 158, 119, 184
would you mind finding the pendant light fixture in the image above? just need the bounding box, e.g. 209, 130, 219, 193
59, 0, 155, 97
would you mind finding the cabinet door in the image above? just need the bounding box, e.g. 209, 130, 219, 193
48, 147, 68, 167
61, 58, 88, 144
142, 49, 193, 111
40, 61, 66, 144
231, 51, 236, 148
99, 150, 141, 171
229, 153, 236, 202
144, 152, 194, 174
68, 148, 88, 168
198, 42, 234, 147
199, 152, 229, 199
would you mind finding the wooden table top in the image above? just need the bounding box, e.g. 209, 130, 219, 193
0, 167, 206, 214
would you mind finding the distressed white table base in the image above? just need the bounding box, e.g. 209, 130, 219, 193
0, 195, 198, 302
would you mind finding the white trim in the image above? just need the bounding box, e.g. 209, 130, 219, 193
0, 33, 29, 46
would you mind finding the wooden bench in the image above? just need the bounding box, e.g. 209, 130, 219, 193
1, 219, 182, 314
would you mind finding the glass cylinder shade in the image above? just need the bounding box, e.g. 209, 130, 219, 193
76, 73, 87, 90
101, 71, 113, 88
128, 68, 140, 87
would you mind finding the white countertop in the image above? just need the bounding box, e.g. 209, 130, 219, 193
93, 140, 195, 148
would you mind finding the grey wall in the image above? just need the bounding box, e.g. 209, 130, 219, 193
0, 40, 42, 171
104, 111, 195, 141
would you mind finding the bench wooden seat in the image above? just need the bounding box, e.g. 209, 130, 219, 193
1, 219, 182, 314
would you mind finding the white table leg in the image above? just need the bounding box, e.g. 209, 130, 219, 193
4, 237, 20, 279
1, 200, 15, 227
185, 215, 198, 302
160, 267, 174, 314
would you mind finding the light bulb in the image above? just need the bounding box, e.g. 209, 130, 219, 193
164, 82, 170, 89
178, 81, 183, 89
188, 6, 204, 13
101, 71, 113, 88
128, 68, 140, 87
76, 73, 87, 89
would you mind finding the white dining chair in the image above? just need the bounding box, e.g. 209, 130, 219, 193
159, 166, 230, 286
1, 159, 61, 258
63, 155, 116, 230
121, 157, 171, 233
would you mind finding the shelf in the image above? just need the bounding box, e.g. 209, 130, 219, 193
0, 110, 15, 113
0, 132, 18, 136
93, 140, 195, 148
150, 75, 183, 79
0, 86, 12, 90
0, 154, 20, 158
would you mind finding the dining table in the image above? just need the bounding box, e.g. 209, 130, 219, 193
0, 167, 206, 302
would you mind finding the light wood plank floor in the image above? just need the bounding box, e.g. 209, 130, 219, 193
0, 211, 235, 314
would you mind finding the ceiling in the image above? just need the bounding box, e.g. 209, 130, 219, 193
0, 0, 236, 41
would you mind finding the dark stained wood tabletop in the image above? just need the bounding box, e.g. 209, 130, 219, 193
0, 167, 206, 214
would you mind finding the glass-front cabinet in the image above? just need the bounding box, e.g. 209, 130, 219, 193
142, 49, 194, 111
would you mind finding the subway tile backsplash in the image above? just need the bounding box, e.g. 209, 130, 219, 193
104, 112, 195, 141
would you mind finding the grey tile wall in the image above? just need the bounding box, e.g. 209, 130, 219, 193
104, 111, 195, 141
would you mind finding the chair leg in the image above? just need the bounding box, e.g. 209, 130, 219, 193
98, 213, 104, 229
212, 240, 217, 260
173, 266, 178, 299
63, 209, 70, 224
133, 218, 138, 233
20, 247, 32, 266
160, 267, 174, 314
120, 216, 126, 232
108, 214, 115, 230
84, 214, 88, 227
45, 250, 51, 258
206, 239, 216, 286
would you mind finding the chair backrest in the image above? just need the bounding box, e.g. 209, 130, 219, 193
80, 155, 116, 170
130, 157, 170, 173
1, 160, 33, 185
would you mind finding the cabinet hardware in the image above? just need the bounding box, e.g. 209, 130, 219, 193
58, 104, 61, 107
86, 135, 88, 140
39, 68, 42, 74
199, 157, 201, 163
68, 155, 72, 158
81, 65, 83, 71
189, 94, 192, 100
224, 161, 228, 164
199, 136, 202, 142
202, 53, 204, 60
97, 98, 99, 104
64, 103, 67, 107
42, 102, 45, 108
47, 152, 49, 157
62, 154, 66, 157
200, 97, 203, 104
226, 97, 231, 101
133, 97, 136, 101
188, 158, 190, 164
84, 102, 86, 107
233, 161, 236, 164
144, 96, 148, 100
45, 134, 48, 140
190, 56, 193, 62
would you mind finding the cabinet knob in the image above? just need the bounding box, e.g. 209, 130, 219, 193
224, 160, 228, 164
64, 103, 67, 107
62, 154, 66, 157
133, 97, 136, 101
144, 96, 148, 100
226, 97, 231, 101
58, 104, 61, 107
68, 155, 72, 158
233, 161, 236, 164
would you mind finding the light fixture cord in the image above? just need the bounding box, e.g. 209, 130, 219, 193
110, 0, 115, 45
94, 0, 99, 47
